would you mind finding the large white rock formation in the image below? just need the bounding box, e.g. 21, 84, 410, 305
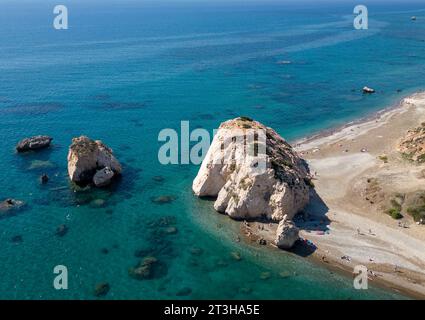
193, 117, 311, 221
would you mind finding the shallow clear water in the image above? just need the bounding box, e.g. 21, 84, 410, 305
0, 0, 424, 299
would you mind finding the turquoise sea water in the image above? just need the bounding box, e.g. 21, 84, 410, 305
1, 0, 424, 299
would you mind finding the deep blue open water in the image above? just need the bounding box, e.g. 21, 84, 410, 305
1, 0, 424, 299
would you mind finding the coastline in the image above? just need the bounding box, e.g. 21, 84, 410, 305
243, 92, 425, 299
292, 92, 420, 149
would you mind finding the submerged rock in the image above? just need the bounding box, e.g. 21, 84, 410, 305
94, 282, 110, 297
11, 235, 23, 243
129, 256, 159, 280
0, 199, 25, 217
67, 136, 122, 186
152, 175, 165, 182
274, 219, 299, 249
157, 216, 177, 226
164, 226, 178, 235
16, 135, 52, 152
192, 117, 310, 221
151, 195, 177, 205
189, 247, 204, 256
279, 271, 292, 279
55, 224, 69, 237
239, 287, 252, 294
129, 265, 151, 280
260, 272, 271, 280
90, 198, 106, 208
230, 251, 242, 261
28, 160, 55, 170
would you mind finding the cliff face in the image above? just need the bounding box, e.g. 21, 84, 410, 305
193, 117, 311, 221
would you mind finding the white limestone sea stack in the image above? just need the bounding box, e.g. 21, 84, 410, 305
192, 117, 311, 223
67, 136, 122, 187
275, 219, 300, 249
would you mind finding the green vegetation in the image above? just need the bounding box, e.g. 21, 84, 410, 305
239, 116, 253, 122
401, 152, 414, 162
378, 155, 388, 163
271, 157, 293, 169
406, 207, 425, 222
282, 160, 293, 168
72, 137, 98, 155
386, 197, 404, 219
406, 193, 425, 223
231, 192, 240, 203
387, 208, 403, 220
239, 176, 252, 190
417, 154, 425, 163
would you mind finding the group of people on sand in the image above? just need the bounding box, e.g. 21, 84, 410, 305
398, 221, 409, 228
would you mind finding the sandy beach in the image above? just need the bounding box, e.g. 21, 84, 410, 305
243, 92, 425, 298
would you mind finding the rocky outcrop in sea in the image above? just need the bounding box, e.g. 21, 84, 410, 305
16, 135, 52, 152
67, 136, 122, 187
193, 117, 311, 249
363, 86, 375, 94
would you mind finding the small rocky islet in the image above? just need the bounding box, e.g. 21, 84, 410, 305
8, 135, 123, 215
14, 134, 122, 189
193, 117, 313, 249
67, 135, 122, 188
15, 135, 53, 153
